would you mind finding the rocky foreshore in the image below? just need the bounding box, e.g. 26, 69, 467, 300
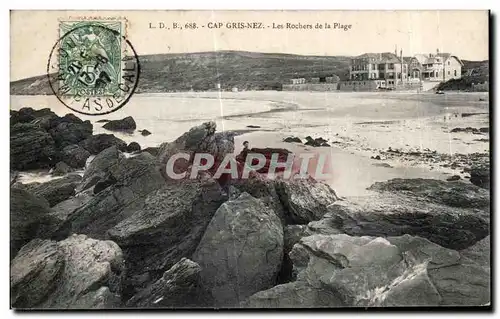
10, 108, 491, 309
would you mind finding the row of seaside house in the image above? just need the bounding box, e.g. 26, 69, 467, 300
284, 49, 464, 91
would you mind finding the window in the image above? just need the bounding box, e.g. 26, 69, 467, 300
388, 63, 394, 69
454, 70, 457, 76
448, 71, 450, 75
448, 61, 450, 65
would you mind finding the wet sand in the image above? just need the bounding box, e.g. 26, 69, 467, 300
11, 90, 489, 196
234, 131, 448, 197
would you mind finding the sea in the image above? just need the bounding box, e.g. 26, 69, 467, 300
11, 91, 489, 196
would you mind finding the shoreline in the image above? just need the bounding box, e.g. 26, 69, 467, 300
10, 102, 491, 309
11, 91, 490, 196
9, 89, 490, 97
234, 131, 454, 197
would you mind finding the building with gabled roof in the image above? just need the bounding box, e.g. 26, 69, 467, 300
348, 50, 408, 89
407, 50, 463, 82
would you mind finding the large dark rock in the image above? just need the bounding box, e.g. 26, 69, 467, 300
284, 234, 490, 307
10, 123, 57, 170
35, 114, 63, 131
126, 142, 141, 153
450, 127, 480, 134
192, 192, 284, 307
142, 146, 159, 156
77, 146, 125, 192
313, 178, 490, 250
368, 178, 490, 209
10, 107, 57, 126
79, 134, 127, 155
48, 115, 93, 149
284, 225, 308, 253
93, 174, 118, 195
61, 144, 91, 168
386, 235, 490, 306
51, 161, 72, 176
470, 162, 490, 189
46, 192, 94, 236
29, 174, 82, 207
283, 136, 302, 143
157, 122, 235, 180
10, 188, 53, 257
276, 177, 339, 224
10, 239, 64, 308
56, 152, 165, 240
232, 174, 339, 226
324, 195, 489, 250
242, 280, 343, 308
108, 178, 225, 299
304, 136, 330, 147
231, 173, 287, 223
103, 116, 136, 131
157, 122, 217, 163
10, 170, 18, 186
213, 131, 236, 162
10, 235, 124, 309
460, 236, 490, 271
126, 258, 209, 308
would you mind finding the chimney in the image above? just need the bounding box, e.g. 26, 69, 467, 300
437, 48, 440, 55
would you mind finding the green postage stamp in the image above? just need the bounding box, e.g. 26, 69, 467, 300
48, 18, 140, 115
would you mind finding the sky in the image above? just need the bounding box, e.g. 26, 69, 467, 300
10, 10, 489, 81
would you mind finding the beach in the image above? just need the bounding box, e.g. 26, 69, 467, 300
10, 90, 489, 196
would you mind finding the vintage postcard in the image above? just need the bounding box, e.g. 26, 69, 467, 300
10, 10, 490, 309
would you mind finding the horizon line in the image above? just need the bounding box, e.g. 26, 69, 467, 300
10, 49, 488, 83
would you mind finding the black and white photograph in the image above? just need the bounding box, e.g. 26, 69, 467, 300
8, 9, 491, 310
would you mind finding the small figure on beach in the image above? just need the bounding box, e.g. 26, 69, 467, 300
237, 141, 250, 163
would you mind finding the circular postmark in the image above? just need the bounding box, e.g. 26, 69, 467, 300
47, 22, 140, 116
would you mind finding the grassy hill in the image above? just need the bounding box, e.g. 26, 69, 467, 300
462, 60, 489, 77
10, 50, 351, 94
437, 60, 489, 91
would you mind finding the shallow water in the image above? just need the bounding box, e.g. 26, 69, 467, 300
11, 91, 489, 147
234, 132, 447, 197
11, 94, 274, 147
11, 91, 489, 193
